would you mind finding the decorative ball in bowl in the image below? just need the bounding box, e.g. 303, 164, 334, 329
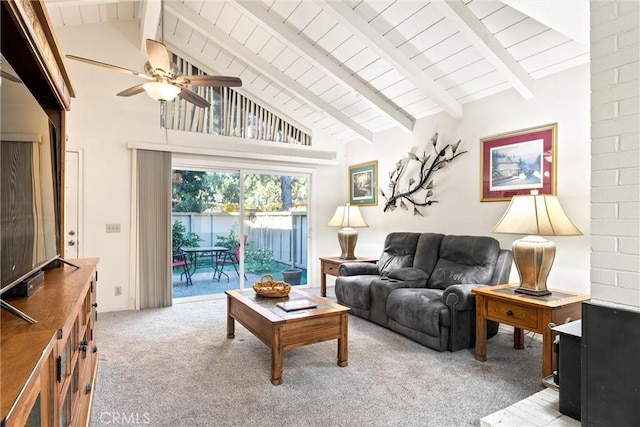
253, 274, 291, 298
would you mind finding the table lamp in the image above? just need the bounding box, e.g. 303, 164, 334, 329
327, 203, 368, 259
492, 190, 582, 296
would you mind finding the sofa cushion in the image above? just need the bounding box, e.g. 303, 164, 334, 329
428, 235, 501, 290
386, 288, 450, 337
334, 275, 379, 310
377, 233, 421, 276
412, 233, 444, 276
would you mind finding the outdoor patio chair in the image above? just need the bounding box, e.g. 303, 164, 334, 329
172, 250, 193, 286
214, 244, 247, 281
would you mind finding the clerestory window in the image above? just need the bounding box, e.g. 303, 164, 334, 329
167, 54, 311, 146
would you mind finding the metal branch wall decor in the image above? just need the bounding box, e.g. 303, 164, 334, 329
380, 132, 467, 216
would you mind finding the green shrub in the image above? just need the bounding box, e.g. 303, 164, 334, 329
245, 247, 275, 273
172, 220, 202, 252
215, 228, 239, 251
214, 229, 274, 272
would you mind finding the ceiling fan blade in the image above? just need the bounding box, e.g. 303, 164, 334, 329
1, 69, 21, 83
117, 84, 146, 97
146, 39, 172, 75
176, 75, 242, 87
178, 87, 211, 108
66, 54, 153, 80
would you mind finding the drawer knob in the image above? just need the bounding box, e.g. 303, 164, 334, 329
506, 310, 514, 316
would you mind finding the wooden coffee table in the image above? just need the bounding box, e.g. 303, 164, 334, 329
225, 288, 350, 385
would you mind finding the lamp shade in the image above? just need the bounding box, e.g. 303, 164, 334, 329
492, 191, 581, 296
327, 204, 368, 228
143, 81, 181, 101
492, 193, 582, 237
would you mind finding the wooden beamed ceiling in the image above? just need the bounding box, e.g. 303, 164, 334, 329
45, 0, 589, 144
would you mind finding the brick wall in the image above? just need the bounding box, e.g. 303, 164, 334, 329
590, 0, 640, 309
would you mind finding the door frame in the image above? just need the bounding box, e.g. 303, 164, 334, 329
64, 149, 83, 258
172, 155, 316, 294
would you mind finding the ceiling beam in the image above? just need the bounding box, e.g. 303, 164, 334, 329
320, 0, 463, 119
434, 0, 535, 99
233, 0, 415, 134
139, 0, 161, 52
165, 1, 373, 143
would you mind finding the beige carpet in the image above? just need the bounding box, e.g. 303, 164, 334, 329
90, 290, 543, 426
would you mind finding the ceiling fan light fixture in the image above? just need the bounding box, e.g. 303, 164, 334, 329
143, 81, 180, 101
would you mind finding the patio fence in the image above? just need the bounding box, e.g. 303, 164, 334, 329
172, 211, 307, 269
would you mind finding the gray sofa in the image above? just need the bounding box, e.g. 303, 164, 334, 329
335, 232, 513, 352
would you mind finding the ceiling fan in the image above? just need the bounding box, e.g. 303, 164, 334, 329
66, 38, 241, 109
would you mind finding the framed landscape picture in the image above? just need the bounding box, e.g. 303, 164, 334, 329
481, 123, 557, 202
349, 161, 377, 206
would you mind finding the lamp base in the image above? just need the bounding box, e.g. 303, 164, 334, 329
512, 235, 556, 297
337, 227, 358, 260
514, 286, 552, 296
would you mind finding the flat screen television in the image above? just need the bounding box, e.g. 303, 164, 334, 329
0, 55, 60, 310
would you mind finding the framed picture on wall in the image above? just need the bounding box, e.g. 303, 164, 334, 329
349, 161, 378, 206
481, 123, 557, 202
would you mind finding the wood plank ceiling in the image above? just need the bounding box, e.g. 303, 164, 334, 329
45, 0, 589, 144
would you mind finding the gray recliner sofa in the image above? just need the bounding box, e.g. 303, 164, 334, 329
335, 232, 513, 352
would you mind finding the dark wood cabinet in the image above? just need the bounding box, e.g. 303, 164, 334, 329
1, 259, 99, 427
1, 3, 97, 425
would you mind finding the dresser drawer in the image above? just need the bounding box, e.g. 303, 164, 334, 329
487, 299, 539, 330
322, 263, 340, 276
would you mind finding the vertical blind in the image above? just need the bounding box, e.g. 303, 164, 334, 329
137, 150, 172, 308
168, 55, 312, 146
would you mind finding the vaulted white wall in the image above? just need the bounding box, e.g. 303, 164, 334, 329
60, 21, 161, 312
345, 64, 591, 294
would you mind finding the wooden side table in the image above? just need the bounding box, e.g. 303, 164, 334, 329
473, 284, 590, 378
319, 256, 377, 297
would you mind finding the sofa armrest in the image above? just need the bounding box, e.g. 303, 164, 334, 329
388, 267, 430, 282
339, 262, 379, 276
443, 284, 491, 312
443, 284, 499, 352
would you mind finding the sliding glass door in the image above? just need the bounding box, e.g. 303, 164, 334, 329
172, 169, 241, 298
242, 172, 308, 288
171, 164, 308, 300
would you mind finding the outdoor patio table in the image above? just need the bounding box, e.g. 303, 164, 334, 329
181, 246, 231, 282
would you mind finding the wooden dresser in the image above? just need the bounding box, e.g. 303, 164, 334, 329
1, 5, 92, 424
1, 258, 99, 426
